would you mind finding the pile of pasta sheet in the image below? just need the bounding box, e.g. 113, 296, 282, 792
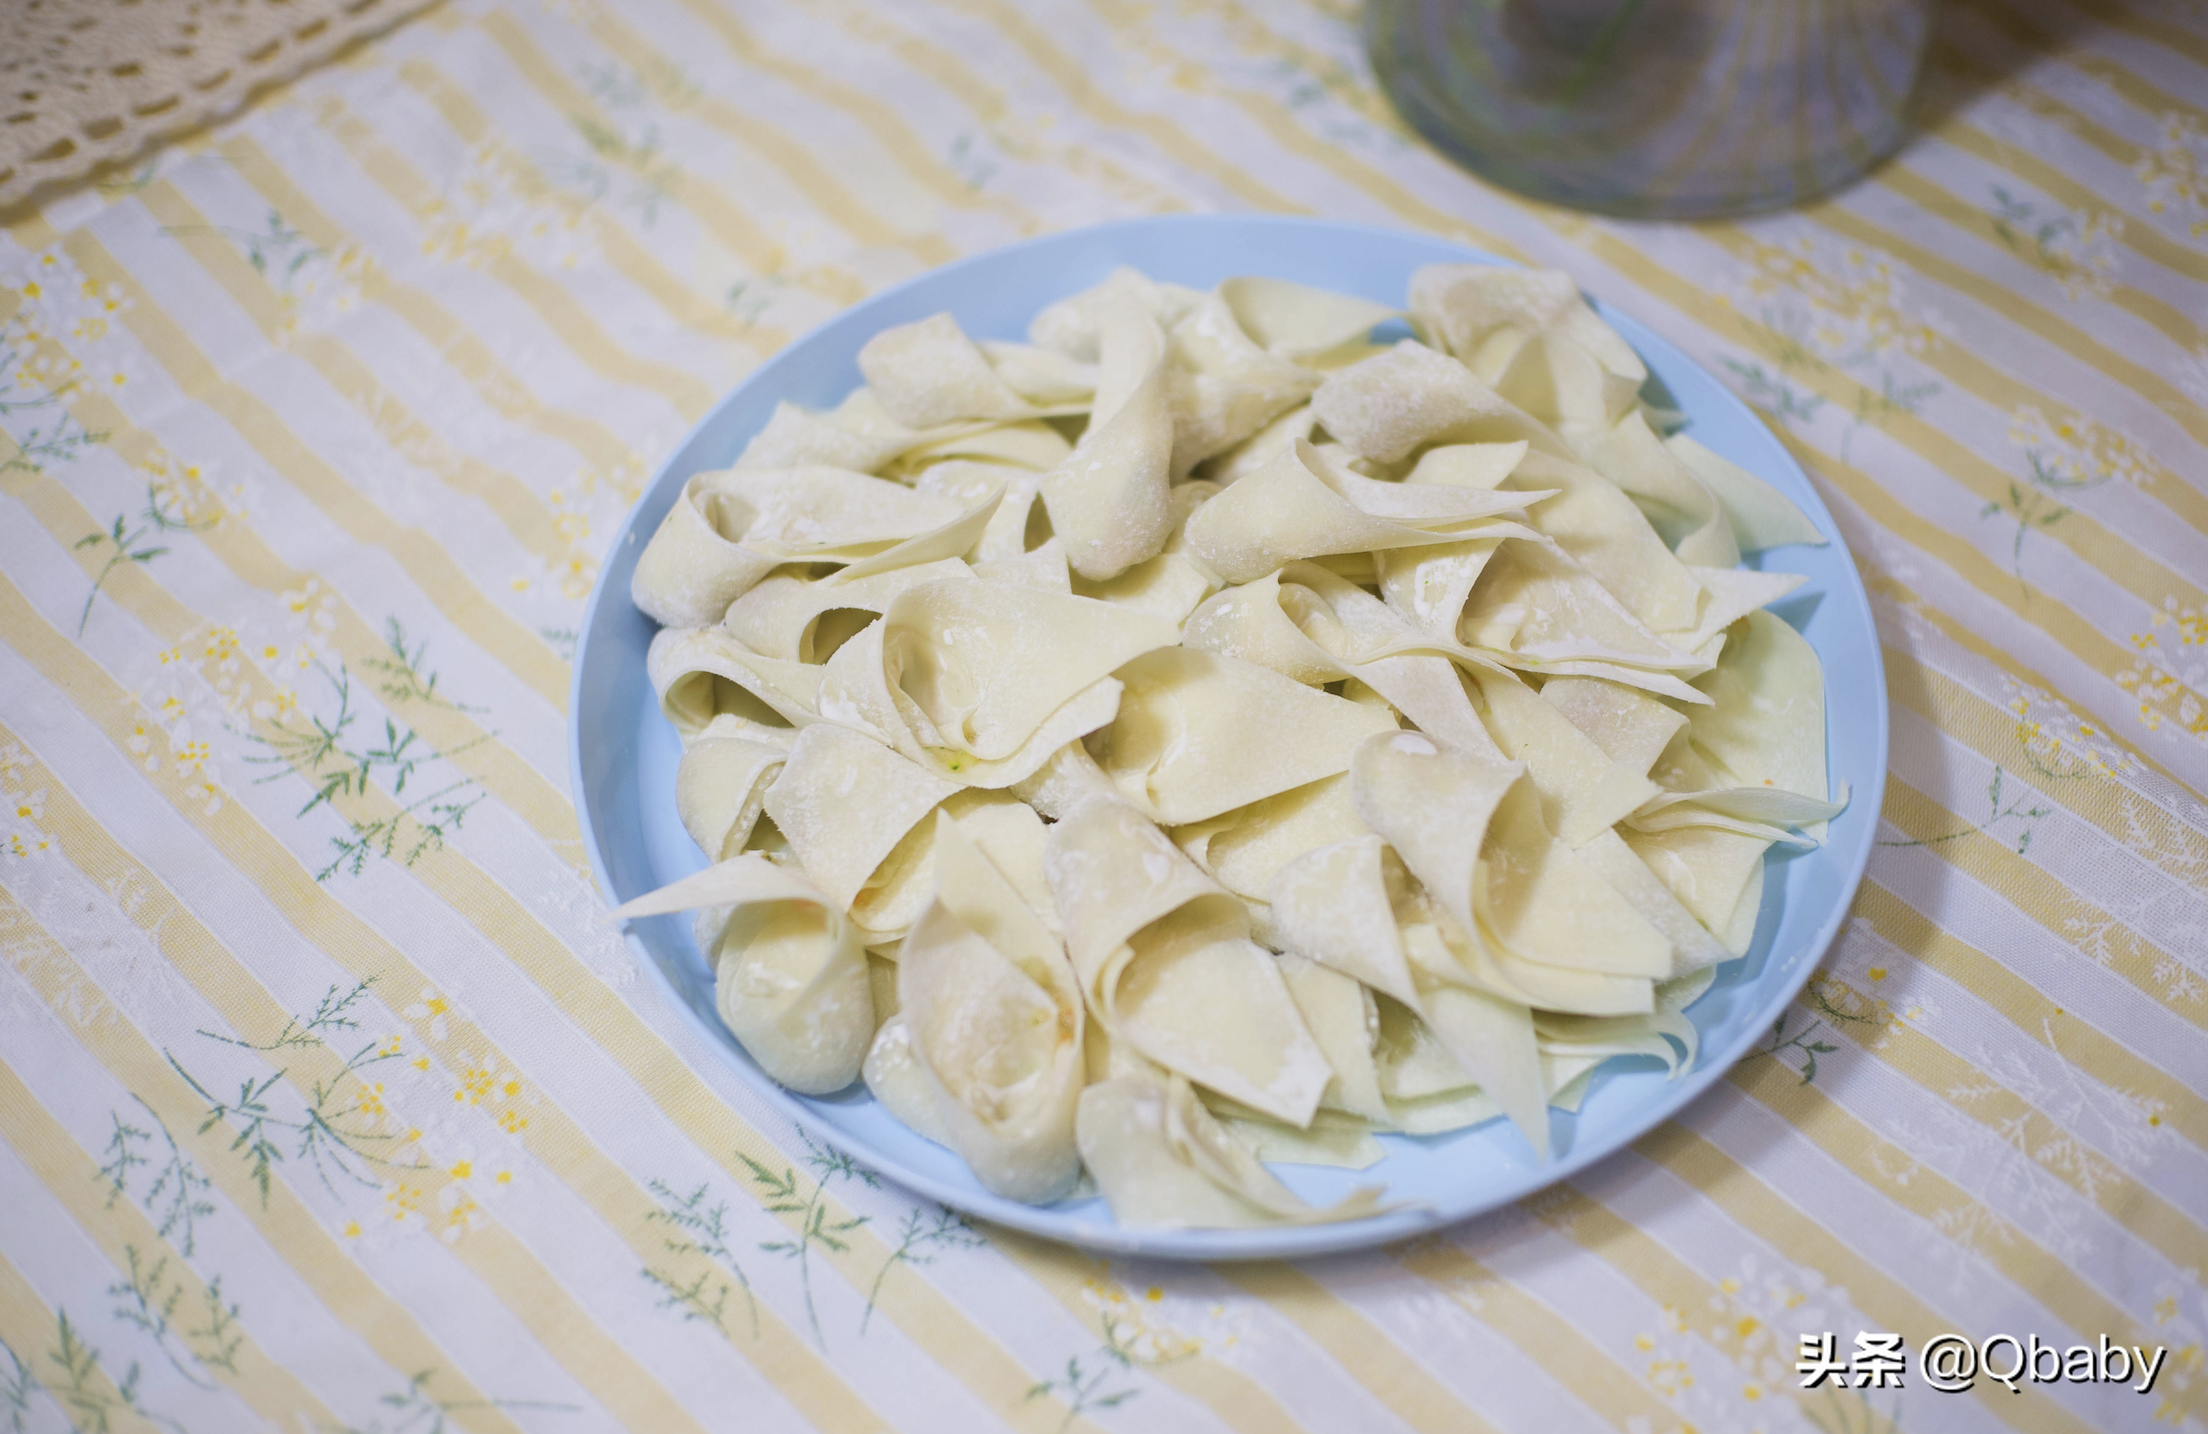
617, 264, 1844, 1229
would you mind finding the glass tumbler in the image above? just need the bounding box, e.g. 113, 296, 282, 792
1366, 0, 1935, 219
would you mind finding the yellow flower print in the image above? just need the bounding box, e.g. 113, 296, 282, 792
250, 686, 300, 723
496, 1109, 528, 1134
439, 1184, 487, 1243
385, 1182, 426, 1223
2121, 598, 2208, 742
125, 722, 159, 773
404, 987, 452, 1041
2136, 111, 2208, 239
1079, 1267, 1207, 1362
453, 1057, 520, 1111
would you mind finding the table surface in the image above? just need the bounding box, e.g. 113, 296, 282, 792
0, 2, 2202, 1433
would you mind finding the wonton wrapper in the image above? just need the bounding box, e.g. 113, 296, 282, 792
817, 578, 1176, 787
859, 313, 1039, 429
1041, 300, 1176, 580
1184, 437, 1542, 583
1218, 276, 1398, 361
1077, 1074, 1386, 1228
722, 557, 974, 664
1311, 340, 1574, 465
898, 814, 1084, 1202
1031, 267, 1205, 360
675, 727, 788, 861
649, 625, 820, 739
1408, 264, 1646, 389
735, 397, 932, 475
1182, 565, 1506, 761
1099, 646, 1399, 825
633, 465, 976, 628
1046, 796, 1330, 1125
1266, 831, 1552, 1155
1666, 434, 1825, 552
617, 856, 870, 1094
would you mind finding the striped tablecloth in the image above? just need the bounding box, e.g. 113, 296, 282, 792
1, 2, 2203, 1431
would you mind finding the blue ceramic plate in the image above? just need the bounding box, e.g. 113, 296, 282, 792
571, 215, 1888, 1260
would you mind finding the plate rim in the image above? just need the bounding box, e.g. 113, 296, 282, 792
568, 213, 1890, 1261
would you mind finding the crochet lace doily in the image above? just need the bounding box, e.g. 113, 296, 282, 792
0, 0, 440, 211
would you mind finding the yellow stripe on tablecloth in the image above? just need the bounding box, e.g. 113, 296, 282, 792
0, 885, 530, 1434
213, 134, 645, 479
928, 0, 1309, 215
1220, 1264, 1502, 1434
1881, 137, 2208, 364
1858, 565, 2207, 810
0, 720, 889, 1434
312, 92, 724, 419
1084, 0, 1548, 261
1853, 881, 2208, 1154
454, 14, 846, 286
471, 10, 956, 273
1574, 222, 2208, 604
0, 584, 1097, 1434
639, 0, 1029, 230
1880, 150, 2208, 363
1883, 774, 2208, 1034
414, 8, 861, 312
0, 417, 582, 864
0, 569, 1104, 1434
1768, 196, 2208, 471
1634, 1122, 2100, 1434
1389, 1238, 1683, 1432
21, 224, 574, 712
0, 1244, 177, 1434
1781, 894, 2208, 1279
1917, 95, 2208, 289
379, 43, 809, 354
1772, 427, 2208, 777
0, 1056, 347, 1430
1970, 0, 2208, 127
1724, 1057, 2208, 1428
1928, 17, 2204, 213
1883, 643, 2208, 892
134, 180, 576, 572
1934, 118, 2208, 291
977, 1231, 1315, 1434
806, 0, 1191, 215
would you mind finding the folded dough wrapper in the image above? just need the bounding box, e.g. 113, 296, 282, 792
615, 855, 871, 1095
897, 814, 1085, 1203
1045, 795, 1331, 1127
1076, 1074, 1388, 1229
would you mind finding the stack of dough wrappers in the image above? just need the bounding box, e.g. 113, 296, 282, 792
617, 264, 1845, 1229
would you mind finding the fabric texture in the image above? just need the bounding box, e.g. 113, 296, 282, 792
0, 1, 2203, 1432
0, 0, 442, 212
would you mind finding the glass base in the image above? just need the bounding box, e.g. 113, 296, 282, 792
1366, 0, 1929, 222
